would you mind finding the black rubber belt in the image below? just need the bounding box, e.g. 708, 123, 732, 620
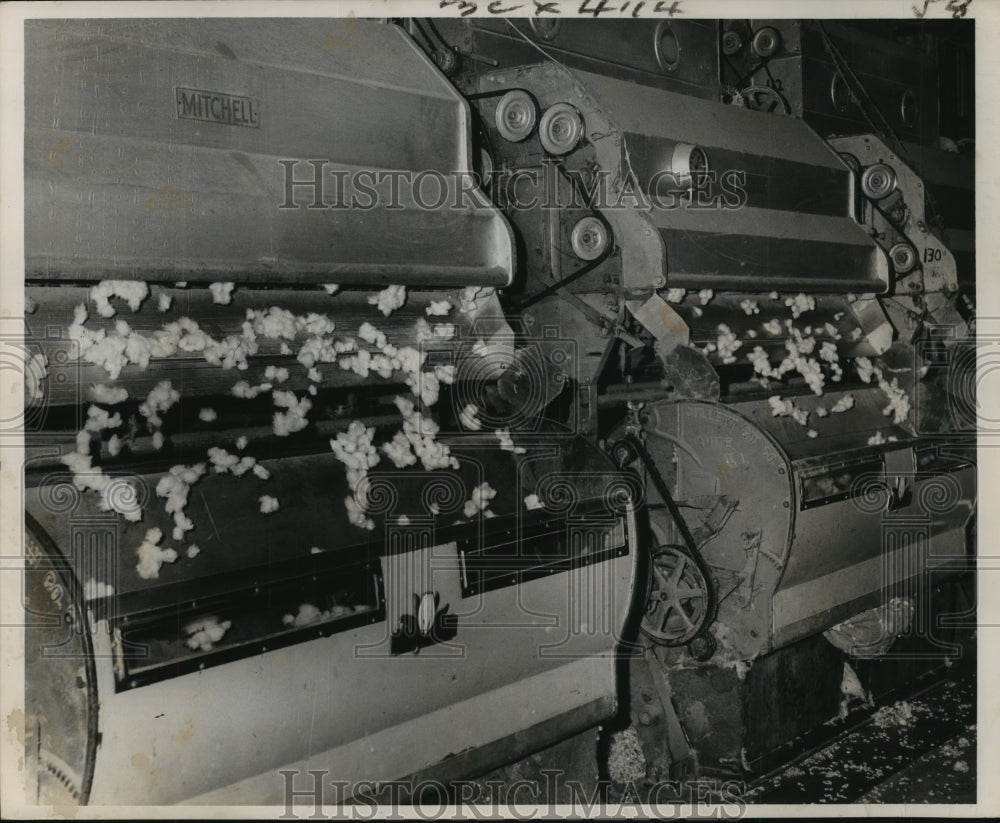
513, 244, 613, 312
623, 432, 717, 607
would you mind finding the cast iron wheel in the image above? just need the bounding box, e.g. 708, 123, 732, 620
641, 543, 716, 646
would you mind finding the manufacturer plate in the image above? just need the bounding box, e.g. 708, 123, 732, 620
175, 87, 259, 128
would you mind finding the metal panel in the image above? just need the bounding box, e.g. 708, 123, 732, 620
24, 19, 514, 287
463, 19, 720, 97
26, 434, 638, 803
479, 65, 889, 294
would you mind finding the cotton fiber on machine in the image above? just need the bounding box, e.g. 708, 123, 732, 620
21, 19, 640, 805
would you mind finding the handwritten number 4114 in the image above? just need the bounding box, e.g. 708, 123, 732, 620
439, 0, 683, 16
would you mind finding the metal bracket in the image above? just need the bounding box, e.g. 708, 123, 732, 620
628, 650, 698, 781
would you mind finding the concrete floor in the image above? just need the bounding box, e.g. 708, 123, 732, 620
747, 666, 976, 804
452, 660, 977, 810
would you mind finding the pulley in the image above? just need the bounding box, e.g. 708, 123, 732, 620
751, 26, 781, 58
889, 242, 917, 274
669, 142, 709, 189
570, 216, 611, 261
861, 163, 897, 200
495, 90, 538, 143
539, 102, 585, 155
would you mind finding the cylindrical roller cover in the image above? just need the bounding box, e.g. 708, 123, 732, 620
24, 19, 514, 288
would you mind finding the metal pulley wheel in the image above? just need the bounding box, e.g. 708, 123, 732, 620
641, 543, 716, 646
495, 90, 538, 143
830, 71, 851, 113
742, 85, 790, 114
669, 142, 709, 189
24, 521, 98, 805
609, 434, 718, 648
570, 216, 611, 261
432, 48, 459, 76
889, 242, 917, 274
861, 163, 897, 200
539, 102, 585, 155
654, 21, 682, 73
751, 26, 781, 58
721, 30, 743, 56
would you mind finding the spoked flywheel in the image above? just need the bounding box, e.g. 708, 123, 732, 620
641, 543, 716, 646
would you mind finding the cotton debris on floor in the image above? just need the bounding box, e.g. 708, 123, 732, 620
606, 726, 647, 784
871, 700, 915, 729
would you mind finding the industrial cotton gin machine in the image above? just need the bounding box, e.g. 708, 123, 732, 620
20, 14, 978, 802
21, 19, 641, 805
423, 16, 977, 777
